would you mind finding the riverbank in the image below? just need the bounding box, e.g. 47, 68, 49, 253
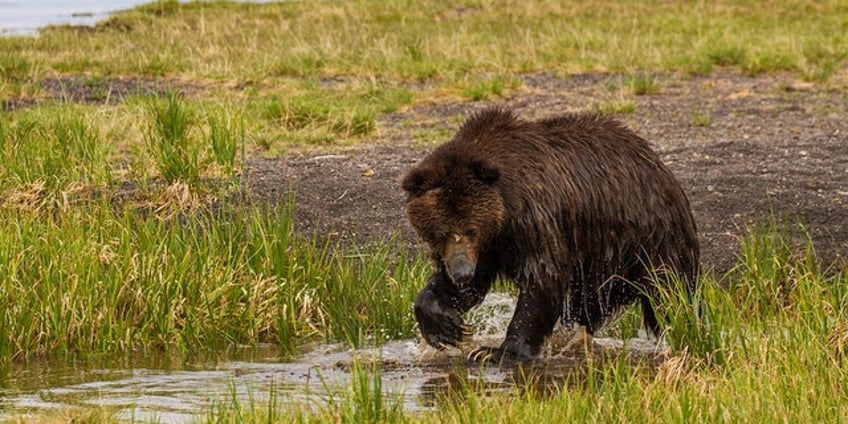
1, 1, 847, 422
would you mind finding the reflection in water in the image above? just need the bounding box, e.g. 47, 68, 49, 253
417, 339, 666, 409
0, 294, 668, 423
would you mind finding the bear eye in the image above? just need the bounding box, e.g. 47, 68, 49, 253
465, 228, 477, 238
431, 231, 449, 244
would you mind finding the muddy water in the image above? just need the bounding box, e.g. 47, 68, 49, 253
0, 294, 667, 423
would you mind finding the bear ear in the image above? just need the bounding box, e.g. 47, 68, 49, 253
402, 167, 430, 196
471, 159, 500, 185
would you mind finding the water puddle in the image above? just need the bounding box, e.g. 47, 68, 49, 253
0, 294, 668, 422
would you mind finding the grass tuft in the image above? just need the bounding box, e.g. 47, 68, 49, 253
593, 99, 636, 115
692, 112, 711, 128
461, 76, 520, 101
266, 95, 377, 139
704, 45, 748, 67
342, 358, 404, 423
657, 273, 729, 368
626, 74, 661, 96
0, 52, 35, 83
258, 84, 412, 146
206, 106, 245, 178
145, 93, 201, 186
0, 107, 111, 203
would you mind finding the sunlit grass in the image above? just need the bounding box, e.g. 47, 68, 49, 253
192, 225, 848, 423
206, 105, 244, 177
626, 74, 661, 96
13, 0, 842, 82
1, 1, 847, 421
2, 0, 846, 151
0, 200, 427, 366
146, 92, 201, 185
0, 97, 250, 200
0, 106, 111, 192
254, 82, 414, 146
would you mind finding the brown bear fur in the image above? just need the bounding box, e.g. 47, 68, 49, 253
402, 107, 699, 363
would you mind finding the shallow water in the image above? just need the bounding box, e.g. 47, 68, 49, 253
0, 1, 153, 36
0, 0, 270, 36
0, 294, 667, 423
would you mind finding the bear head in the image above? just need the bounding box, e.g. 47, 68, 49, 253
402, 154, 506, 288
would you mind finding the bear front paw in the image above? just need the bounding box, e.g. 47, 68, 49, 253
415, 285, 475, 349
415, 303, 474, 349
423, 323, 475, 350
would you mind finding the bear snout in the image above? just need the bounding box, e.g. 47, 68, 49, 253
446, 255, 475, 285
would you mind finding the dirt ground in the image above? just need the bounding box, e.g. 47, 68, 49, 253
244, 72, 848, 276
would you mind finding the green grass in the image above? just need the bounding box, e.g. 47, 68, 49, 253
0, 105, 112, 205
0, 96, 248, 200
9, 0, 842, 81
146, 93, 202, 185
626, 74, 661, 96
693, 112, 712, 128
460, 76, 521, 101
1, 1, 848, 421
251, 82, 413, 147
0, 200, 427, 365
1, 0, 846, 151
190, 225, 848, 423
0, 52, 34, 83
594, 99, 636, 115
206, 105, 244, 178
0, 0, 845, 156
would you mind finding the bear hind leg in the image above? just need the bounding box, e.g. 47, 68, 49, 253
641, 295, 663, 340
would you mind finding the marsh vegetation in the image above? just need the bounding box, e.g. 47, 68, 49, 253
1, 0, 847, 422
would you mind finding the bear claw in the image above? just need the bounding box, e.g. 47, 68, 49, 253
461, 324, 475, 338
467, 346, 500, 364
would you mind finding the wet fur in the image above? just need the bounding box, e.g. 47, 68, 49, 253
403, 107, 700, 361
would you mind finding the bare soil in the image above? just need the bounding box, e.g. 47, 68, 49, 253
244, 72, 848, 276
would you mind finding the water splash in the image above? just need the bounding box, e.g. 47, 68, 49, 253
0, 293, 667, 422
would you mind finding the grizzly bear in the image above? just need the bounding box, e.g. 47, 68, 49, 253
402, 107, 699, 364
